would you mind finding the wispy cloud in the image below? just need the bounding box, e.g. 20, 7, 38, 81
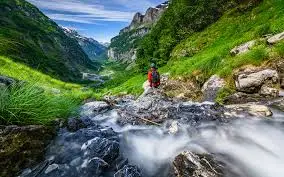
27, 0, 142, 24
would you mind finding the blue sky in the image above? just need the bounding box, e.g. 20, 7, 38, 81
27, 0, 165, 42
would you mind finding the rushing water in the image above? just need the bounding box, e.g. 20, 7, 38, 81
22, 103, 284, 177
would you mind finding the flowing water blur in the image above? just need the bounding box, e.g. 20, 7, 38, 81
97, 109, 284, 177
23, 104, 284, 177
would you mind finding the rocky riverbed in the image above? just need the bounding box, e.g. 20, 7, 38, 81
17, 88, 284, 177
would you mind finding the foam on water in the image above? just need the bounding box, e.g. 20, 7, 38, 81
113, 115, 284, 177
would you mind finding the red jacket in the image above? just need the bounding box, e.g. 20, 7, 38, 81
148, 69, 160, 88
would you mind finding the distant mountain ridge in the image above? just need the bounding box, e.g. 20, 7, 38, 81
108, 1, 169, 64
0, 0, 99, 82
62, 27, 107, 62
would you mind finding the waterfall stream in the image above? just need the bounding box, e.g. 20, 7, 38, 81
21, 101, 284, 177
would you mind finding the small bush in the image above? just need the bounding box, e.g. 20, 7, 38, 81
0, 83, 79, 125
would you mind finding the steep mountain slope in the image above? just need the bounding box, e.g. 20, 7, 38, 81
99, 0, 284, 100
62, 27, 107, 62
108, 1, 169, 63
136, 0, 263, 71
0, 0, 99, 82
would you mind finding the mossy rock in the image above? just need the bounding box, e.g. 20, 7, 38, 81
0, 125, 56, 177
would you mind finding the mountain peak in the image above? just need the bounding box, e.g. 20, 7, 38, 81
62, 27, 107, 61
120, 1, 169, 34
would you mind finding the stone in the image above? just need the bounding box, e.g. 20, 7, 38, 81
81, 101, 110, 117
45, 164, 59, 174
230, 40, 256, 55
0, 125, 55, 177
67, 118, 87, 132
114, 165, 142, 177
80, 157, 109, 177
225, 104, 273, 117
172, 151, 224, 177
224, 92, 271, 104
235, 69, 278, 93
81, 137, 120, 163
271, 98, 284, 111
267, 31, 284, 44
202, 75, 226, 101
260, 85, 279, 97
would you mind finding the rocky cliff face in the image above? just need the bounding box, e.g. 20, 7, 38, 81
62, 27, 107, 62
108, 1, 168, 64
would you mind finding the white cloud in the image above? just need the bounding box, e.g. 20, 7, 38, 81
27, 0, 136, 23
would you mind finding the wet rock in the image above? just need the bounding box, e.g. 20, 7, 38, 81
42, 164, 72, 177
81, 101, 110, 117
114, 165, 142, 177
260, 85, 279, 97
117, 91, 172, 125
45, 164, 59, 174
224, 92, 272, 104
230, 40, 256, 55
22, 122, 124, 177
202, 75, 226, 101
80, 157, 109, 177
167, 102, 232, 125
104, 95, 135, 105
0, 125, 55, 177
81, 137, 120, 163
267, 31, 284, 44
225, 104, 272, 117
172, 151, 224, 177
271, 98, 284, 111
235, 68, 278, 93
67, 118, 87, 132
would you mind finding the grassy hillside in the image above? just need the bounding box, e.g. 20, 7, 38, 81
0, 0, 99, 82
136, 0, 262, 71
103, 0, 284, 97
0, 56, 97, 125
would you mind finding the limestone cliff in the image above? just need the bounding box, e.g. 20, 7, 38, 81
108, 1, 169, 64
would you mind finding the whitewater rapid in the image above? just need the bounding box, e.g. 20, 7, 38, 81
97, 109, 284, 177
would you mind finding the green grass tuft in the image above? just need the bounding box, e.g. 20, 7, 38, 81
0, 83, 80, 125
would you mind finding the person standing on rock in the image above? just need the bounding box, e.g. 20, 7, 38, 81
148, 63, 160, 88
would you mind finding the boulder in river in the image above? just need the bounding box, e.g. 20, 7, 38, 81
172, 151, 225, 177
202, 75, 226, 101
81, 101, 110, 117
114, 165, 142, 177
0, 125, 55, 177
225, 103, 273, 117
67, 117, 87, 132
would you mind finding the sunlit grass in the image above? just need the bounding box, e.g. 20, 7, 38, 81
0, 83, 80, 125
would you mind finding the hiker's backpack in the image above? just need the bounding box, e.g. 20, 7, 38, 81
151, 70, 160, 83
